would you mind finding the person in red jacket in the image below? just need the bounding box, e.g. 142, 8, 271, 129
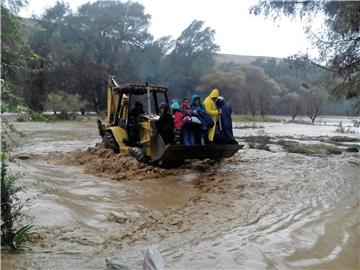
181, 98, 195, 145
171, 101, 183, 144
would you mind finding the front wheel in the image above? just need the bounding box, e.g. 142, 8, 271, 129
103, 131, 120, 153
129, 147, 149, 163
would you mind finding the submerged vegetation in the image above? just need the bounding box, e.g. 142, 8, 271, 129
286, 144, 342, 156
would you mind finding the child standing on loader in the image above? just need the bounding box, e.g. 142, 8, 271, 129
181, 98, 196, 145
171, 101, 183, 144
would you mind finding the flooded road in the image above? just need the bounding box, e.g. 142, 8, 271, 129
1, 119, 359, 269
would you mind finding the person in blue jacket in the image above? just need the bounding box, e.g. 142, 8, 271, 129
190, 94, 205, 113
214, 96, 237, 144
191, 94, 210, 145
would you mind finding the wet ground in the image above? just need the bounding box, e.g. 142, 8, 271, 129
1, 118, 359, 269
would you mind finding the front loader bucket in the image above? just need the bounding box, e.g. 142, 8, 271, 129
159, 144, 244, 163
150, 134, 244, 164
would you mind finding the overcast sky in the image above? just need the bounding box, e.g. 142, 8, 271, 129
19, 0, 313, 58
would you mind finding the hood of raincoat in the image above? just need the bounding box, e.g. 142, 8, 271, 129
191, 94, 205, 111
191, 94, 201, 103
171, 101, 180, 110
209, 89, 220, 98
215, 96, 225, 107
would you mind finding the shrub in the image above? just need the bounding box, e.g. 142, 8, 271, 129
44, 92, 88, 117
245, 132, 271, 151
15, 105, 47, 122
287, 144, 342, 156
1, 151, 35, 250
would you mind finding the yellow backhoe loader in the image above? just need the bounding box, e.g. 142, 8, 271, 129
97, 76, 243, 166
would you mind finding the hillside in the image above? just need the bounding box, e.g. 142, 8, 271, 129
214, 53, 280, 67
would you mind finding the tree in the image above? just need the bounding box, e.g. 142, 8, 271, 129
124, 36, 175, 83
250, 1, 360, 103
44, 92, 88, 116
68, 0, 152, 110
1, 0, 31, 80
1, 0, 38, 110
198, 65, 283, 116
27, 0, 152, 112
198, 68, 245, 113
163, 20, 219, 96
239, 65, 282, 117
280, 92, 302, 120
300, 86, 327, 123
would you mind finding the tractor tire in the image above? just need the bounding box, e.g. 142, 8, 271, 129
129, 147, 149, 164
103, 131, 120, 154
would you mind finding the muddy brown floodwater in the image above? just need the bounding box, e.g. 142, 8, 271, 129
1, 119, 359, 270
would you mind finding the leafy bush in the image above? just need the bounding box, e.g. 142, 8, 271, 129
1, 151, 35, 250
245, 134, 271, 151
15, 105, 47, 122
44, 92, 88, 117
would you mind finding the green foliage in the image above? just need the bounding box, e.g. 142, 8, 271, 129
12, 224, 35, 250
15, 105, 47, 121
198, 64, 283, 116
163, 20, 219, 95
250, 1, 360, 103
25, 0, 152, 112
22, 6, 219, 111
1, 1, 33, 78
44, 92, 88, 115
3, 0, 354, 117
1, 151, 34, 250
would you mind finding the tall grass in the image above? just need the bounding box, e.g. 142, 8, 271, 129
232, 114, 281, 122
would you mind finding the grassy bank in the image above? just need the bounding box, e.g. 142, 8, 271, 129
232, 115, 282, 122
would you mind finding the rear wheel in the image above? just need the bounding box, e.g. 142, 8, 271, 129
129, 147, 149, 163
103, 131, 120, 153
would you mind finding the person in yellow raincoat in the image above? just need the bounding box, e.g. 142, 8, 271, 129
203, 88, 220, 142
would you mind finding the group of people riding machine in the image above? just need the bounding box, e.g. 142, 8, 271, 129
129, 88, 237, 146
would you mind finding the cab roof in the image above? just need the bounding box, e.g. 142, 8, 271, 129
114, 83, 169, 95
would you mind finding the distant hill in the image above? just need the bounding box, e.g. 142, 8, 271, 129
214, 53, 281, 67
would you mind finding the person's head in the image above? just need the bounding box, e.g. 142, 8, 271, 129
182, 98, 189, 107
216, 96, 225, 107
159, 103, 169, 114
191, 94, 201, 106
171, 101, 180, 113
209, 88, 220, 101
